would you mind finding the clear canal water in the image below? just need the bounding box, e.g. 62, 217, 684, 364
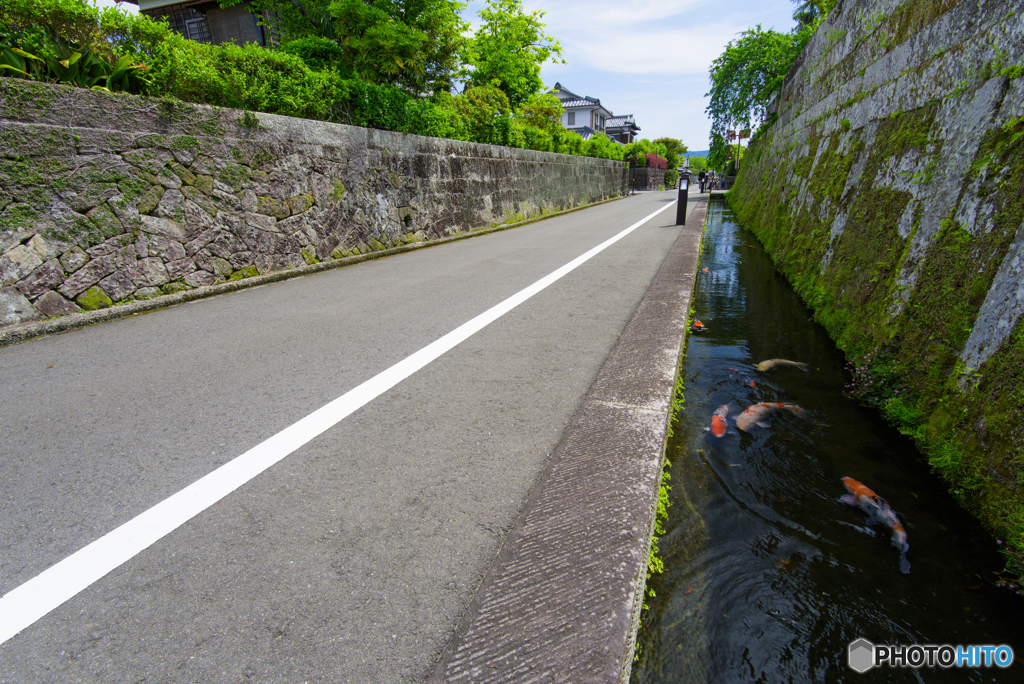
630, 201, 1024, 683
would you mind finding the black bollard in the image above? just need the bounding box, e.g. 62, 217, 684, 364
675, 173, 689, 225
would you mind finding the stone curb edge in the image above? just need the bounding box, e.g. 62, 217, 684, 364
425, 197, 709, 683
620, 197, 709, 684
0, 193, 629, 348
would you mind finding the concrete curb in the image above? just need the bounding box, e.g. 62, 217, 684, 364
0, 194, 628, 348
428, 198, 709, 683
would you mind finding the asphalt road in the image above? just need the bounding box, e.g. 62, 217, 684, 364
0, 189, 698, 683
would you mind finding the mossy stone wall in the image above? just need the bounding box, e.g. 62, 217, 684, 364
0, 79, 627, 329
728, 0, 1024, 554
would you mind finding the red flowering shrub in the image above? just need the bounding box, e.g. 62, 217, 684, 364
645, 152, 668, 169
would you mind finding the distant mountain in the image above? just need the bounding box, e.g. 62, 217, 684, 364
685, 150, 710, 158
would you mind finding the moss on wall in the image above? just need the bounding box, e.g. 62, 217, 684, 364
728, 0, 1024, 574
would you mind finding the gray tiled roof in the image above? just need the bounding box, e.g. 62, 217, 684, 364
567, 125, 596, 140
560, 98, 600, 108
606, 115, 638, 129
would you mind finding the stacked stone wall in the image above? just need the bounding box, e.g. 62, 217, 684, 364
0, 79, 627, 329
728, 0, 1024, 540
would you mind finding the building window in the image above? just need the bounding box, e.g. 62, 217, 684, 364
143, 4, 212, 43
568, 111, 575, 125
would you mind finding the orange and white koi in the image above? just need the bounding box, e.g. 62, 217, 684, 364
840, 477, 910, 574
692, 319, 707, 331
710, 404, 729, 437
756, 358, 809, 372
734, 402, 805, 431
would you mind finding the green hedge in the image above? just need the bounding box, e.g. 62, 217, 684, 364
0, 0, 625, 161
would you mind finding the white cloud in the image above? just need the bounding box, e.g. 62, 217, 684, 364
560, 22, 752, 75
537, 0, 705, 27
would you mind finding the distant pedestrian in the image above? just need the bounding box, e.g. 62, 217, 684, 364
698, 170, 707, 193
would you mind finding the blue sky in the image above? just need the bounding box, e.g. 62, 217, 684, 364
92, 0, 801, 153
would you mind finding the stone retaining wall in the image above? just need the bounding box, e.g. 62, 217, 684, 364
728, 0, 1023, 538
0, 79, 628, 329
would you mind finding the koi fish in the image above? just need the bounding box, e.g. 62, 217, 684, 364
728, 370, 757, 388
734, 402, 805, 431
710, 404, 729, 437
756, 358, 810, 372
692, 319, 706, 331
701, 267, 709, 273
840, 477, 910, 574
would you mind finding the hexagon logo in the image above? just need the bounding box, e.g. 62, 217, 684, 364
848, 638, 875, 673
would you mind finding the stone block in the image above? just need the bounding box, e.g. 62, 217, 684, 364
182, 199, 215, 234
165, 258, 197, 281
194, 175, 214, 195
135, 257, 169, 287
190, 155, 219, 176
134, 286, 162, 299
98, 270, 136, 302
59, 246, 89, 274
170, 163, 196, 187
156, 188, 185, 221
140, 215, 187, 241
207, 231, 247, 258
142, 234, 187, 261
16, 258, 64, 299
287, 194, 314, 215
211, 257, 233, 276
183, 271, 216, 288
75, 285, 112, 311
136, 186, 164, 216
33, 290, 81, 317
156, 166, 183, 190
239, 189, 257, 212
257, 195, 290, 219
1, 286, 40, 326
1, 244, 44, 286
228, 251, 255, 269
58, 255, 114, 298
161, 281, 189, 295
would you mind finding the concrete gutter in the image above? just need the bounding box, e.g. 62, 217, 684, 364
429, 198, 708, 683
0, 195, 626, 349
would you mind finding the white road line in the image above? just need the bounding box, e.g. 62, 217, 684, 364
0, 199, 677, 645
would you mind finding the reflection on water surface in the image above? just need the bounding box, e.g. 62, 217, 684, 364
631, 201, 1023, 683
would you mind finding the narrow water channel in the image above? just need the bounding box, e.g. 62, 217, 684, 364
631, 201, 1024, 683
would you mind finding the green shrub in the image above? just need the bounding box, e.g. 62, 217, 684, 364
583, 132, 624, 160
404, 95, 467, 140
552, 128, 585, 155
521, 123, 554, 152
1, 0, 151, 92
279, 36, 350, 75
347, 79, 411, 131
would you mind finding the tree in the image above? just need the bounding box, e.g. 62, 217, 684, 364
687, 156, 709, 173
653, 137, 686, 169
220, 0, 467, 94
791, 0, 835, 29
516, 92, 562, 133
705, 24, 811, 150
462, 0, 564, 109
328, 0, 467, 95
